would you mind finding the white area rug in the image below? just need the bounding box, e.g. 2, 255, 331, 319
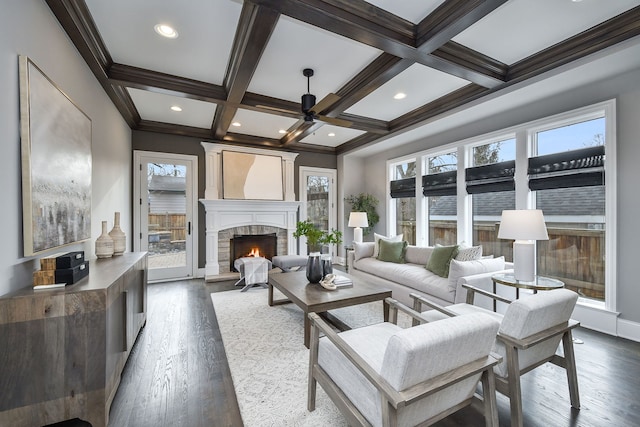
210, 287, 395, 426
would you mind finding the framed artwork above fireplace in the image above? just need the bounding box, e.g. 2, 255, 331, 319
222, 150, 283, 201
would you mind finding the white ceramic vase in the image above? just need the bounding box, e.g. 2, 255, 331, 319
96, 220, 114, 258
109, 212, 126, 256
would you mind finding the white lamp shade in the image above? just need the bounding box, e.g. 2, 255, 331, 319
497, 209, 549, 241
348, 212, 369, 228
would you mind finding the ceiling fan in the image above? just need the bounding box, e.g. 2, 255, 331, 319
298, 68, 352, 127
258, 68, 352, 128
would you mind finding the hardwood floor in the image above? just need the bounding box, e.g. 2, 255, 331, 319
107, 279, 242, 427
103, 279, 640, 427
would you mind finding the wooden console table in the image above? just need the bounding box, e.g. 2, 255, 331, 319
0, 252, 148, 427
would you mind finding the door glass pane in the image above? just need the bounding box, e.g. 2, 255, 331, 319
147, 163, 187, 270
306, 175, 329, 232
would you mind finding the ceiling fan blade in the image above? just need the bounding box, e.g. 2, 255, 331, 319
310, 93, 340, 114
315, 114, 352, 128
256, 104, 297, 114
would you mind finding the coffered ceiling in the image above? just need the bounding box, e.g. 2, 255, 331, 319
47, 0, 640, 154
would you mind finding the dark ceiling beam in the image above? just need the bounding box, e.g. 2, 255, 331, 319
416, 0, 507, 51
280, 120, 317, 146
136, 121, 214, 140
337, 7, 640, 154
212, 3, 280, 139
109, 64, 227, 103
507, 5, 640, 82
432, 41, 508, 81
336, 84, 489, 154
249, 0, 506, 88
331, 53, 413, 113
257, 0, 508, 146
241, 93, 301, 118
46, 0, 139, 127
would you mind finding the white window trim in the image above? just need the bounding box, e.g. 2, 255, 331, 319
387, 99, 617, 322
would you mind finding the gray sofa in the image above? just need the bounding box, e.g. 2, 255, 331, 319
347, 241, 512, 308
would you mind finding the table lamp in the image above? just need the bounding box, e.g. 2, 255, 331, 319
348, 212, 368, 243
497, 209, 549, 282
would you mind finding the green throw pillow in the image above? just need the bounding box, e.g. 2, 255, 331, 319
377, 239, 407, 263
426, 245, 459, 277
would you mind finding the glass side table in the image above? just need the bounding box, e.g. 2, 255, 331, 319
490, 272, 564, 312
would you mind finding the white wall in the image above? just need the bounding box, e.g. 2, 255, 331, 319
0, 0, 132, 296
343, 66, 640, 334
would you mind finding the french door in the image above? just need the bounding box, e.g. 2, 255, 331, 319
133, 151, 198, 281
299, 167, 337, 255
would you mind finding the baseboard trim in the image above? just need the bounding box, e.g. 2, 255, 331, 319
617, 318, 640, 342
573, 303, 619, 336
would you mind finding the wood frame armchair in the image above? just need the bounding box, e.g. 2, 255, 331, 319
411, 285, 580, 427
307, 297, 502, 427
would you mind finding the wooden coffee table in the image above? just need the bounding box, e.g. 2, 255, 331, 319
268, 271, 392, 348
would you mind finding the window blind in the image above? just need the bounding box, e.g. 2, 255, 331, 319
390, 177, 415, 198
465, 160, 515, 194
528, 145, 604, 191
422, 170, 457, 196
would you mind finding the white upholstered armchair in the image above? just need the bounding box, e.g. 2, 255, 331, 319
307, 298, 502, 427
412, 286, 580, 427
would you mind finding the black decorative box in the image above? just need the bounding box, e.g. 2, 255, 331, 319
55, 261, 89, 285
55, 251, 85, 269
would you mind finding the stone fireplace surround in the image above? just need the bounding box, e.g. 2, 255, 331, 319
200, 143, 301, 279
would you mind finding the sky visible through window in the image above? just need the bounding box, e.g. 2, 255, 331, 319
485, 117, 605, 161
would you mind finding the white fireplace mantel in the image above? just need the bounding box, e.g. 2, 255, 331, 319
200, 199, 301, 277
199, 143, 302, 278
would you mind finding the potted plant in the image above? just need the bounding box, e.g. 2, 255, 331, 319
345, 193, 380, 236
294, 220, 343, 254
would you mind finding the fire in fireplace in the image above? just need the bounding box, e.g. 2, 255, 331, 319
230, 233, 277, 272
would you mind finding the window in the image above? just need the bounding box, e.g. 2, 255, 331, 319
390, 160, 416, 244
424, 152, 457, 245
385, 100, 615, 311
468, 139, 516, 258
531, 117, 606, 302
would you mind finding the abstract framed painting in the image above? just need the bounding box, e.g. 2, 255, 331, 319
19, 56, 92, 256
221, 150, 283, 201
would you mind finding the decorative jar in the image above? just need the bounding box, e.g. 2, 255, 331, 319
96, 221, 114, 258
306, 252, 323, 283
109, 212, 126, 256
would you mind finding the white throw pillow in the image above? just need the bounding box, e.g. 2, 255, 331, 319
455, 245, 483, 261
373, 233, 403, 258
447, 256, 506, 291
353, 241, 375, 261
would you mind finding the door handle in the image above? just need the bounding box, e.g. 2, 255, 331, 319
188, 221, 191, 235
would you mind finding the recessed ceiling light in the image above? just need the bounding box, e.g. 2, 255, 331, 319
571, 0, 583, 2
394, 92, 407, 100
328, 132, 336, 137
232, 122, 241, 127
278, 129, 287, 134
170, 105, 182, 112
154, 24, 178, 39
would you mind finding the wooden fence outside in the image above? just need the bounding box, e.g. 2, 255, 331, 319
399, 220, 605, 300
148, 213, 186, 242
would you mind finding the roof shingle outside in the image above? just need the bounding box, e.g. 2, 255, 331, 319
429, 186, 604, 217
